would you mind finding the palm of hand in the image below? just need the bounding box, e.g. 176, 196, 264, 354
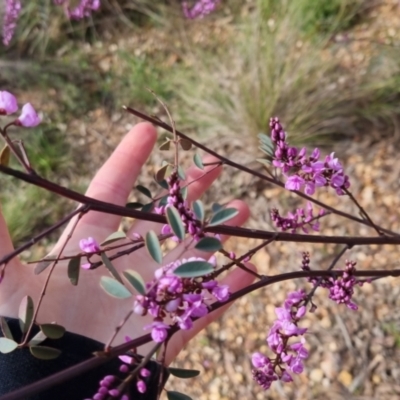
0, 123, 254, 364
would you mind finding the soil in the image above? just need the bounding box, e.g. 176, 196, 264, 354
7, 0, 400, 399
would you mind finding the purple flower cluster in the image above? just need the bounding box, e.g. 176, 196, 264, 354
301, 253, 366, 310
270, 117, 350, 196
2, 0, 21, 46
53, 0, 100, 19
182, 0, 220, 19
88, 346, 152, 399
157, 171, 203, 241
79, 236, 100, 270
0, 91, 41, 127
134, 256, 229, 342
271, 202, 325, 233
252, 290, 309, 390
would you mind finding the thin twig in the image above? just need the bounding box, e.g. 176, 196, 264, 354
21, 210, 85, 345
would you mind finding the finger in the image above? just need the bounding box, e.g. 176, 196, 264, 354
130, 155, 222, 237
0, 207, 14, 262
165, 262, 257, 364
164, 199, 250, 263
82, 122, 158, 229
54, 123, 157, 249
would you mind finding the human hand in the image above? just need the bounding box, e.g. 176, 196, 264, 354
0, 122, 256, 364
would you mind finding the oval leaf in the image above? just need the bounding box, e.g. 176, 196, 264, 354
157, 179, 169, 190
167, 391, 193, 400
195, 237, 222, 252
168, 367, 200, 379
30, 345, 61, 360
211, 203, 223, 214
0, 145, 10, 166
180, 186, 188, 200
177, 166, 186, 180
29, 331, 47, 346
0, 338, 18, 354
145, 231, 163, 264
0, 317, 13, 340
126, 202, 144, 209
19, 295, 34, 334
159, 140, 171, 151
193, 200, 204, 222
166, 206, 185, 240
180, 139, 192, 150
100, 276, 132, 299
159, 195, 169, 207
193, 154, 204, 170
101, 231, 127, 246
208, 208, 239, 227
155, 164, 169, 182
40, 324, 65, 339
123, 270, 146, 295
136, 185, 152, 199
67, 256, 81, 286
141, 202, 154, 213
101, 253, 123, 283
34, 256, 54, 275
173, 261, 214, 278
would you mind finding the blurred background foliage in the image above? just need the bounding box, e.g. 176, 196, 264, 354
0, 0, 400, 244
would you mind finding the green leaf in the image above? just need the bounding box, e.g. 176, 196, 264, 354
136, 185, 152, 199
30, 345, 61, 360
0, 317, 13, 340
180, 186, 188, 200
100, 276, 132, 299
145, 231, 163, 264
0, 145, 10, 166
123, 270, 146, 295
67, 256, 81, 286
177, 166, 186, 180
208, 208, 239, 226
141, 202, 154, 213
19, 295, 34, 334
193, 154, 204, 170
195, 237, 222, 252
211, 203, 223, 214
193, 200, 205, 222
180, 139, 192, 150
40, 324, 65, 339
34, 256, 54, 275
159, 195, 169, 207
126, 202, 144, 209
168, 367, 200, 379
101, 253, 123, 283
159, 140, 171, 151
256, 158, 272, 166
173, 261, 214, 278
155, 164, 169, 182
157, 179, 169, 190
166, 206, 185, 240
29, 331, 47, 346
167, 391, 193, 400
0, 338, 18, 354
101, 231, 127, 246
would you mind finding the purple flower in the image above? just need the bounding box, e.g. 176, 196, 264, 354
144, 321, 170, 343
137, 380, 146, 393
211, 284, 230, 302
285, 175, 305, 191
182, 0, 220, 19
16, 103, 41, 127
79, 237, 100, 253
2, 0, 21, 46
0, 91, 18, 115
67, 0, 100, 20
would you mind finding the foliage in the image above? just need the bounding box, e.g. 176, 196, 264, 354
170, 0, 400, 145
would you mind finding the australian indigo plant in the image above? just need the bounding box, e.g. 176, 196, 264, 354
0, 89, 400, 400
